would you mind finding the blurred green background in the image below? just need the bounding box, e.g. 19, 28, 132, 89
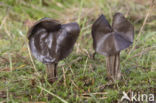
0, 0, 155, 102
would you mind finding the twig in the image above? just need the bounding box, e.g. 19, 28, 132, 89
27, 43, 40, 77
38, 86, 68, 103
128, 0, 154, 55
127, 46, 155, 61
59, 57, 82, 67
82, 49, 90, 58
71, 80, 80, 90
69, 66, 75, 77
15, 53, 30, 65
0, 15, 8, 30
83, 57, 88, 75
136, 0, 154, 40
81, 96, 107, 99
98, 97, 107, 99
82, 92, 108, 96
62, 67, 67, 87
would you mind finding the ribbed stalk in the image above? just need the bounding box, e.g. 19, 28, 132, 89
106, 53, 121, 81
46, 63, 57, 83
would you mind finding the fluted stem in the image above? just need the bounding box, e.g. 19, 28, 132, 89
46, 63, 57, 83
106, 53, 121, 81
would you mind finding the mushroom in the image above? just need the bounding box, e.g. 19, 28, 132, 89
27, 18, 80, 83
92, 13, 134, 81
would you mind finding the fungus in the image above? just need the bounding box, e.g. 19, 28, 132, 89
28, 18, 80, 83
92, 13, 134, 81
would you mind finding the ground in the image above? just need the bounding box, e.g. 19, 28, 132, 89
0, 0, 156, 103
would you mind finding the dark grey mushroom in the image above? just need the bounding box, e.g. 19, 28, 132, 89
28, 18, 80, 83
92, 13, 134, 81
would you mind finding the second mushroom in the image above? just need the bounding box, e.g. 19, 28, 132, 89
92, 13, 134, 81
28, 18, 80, 83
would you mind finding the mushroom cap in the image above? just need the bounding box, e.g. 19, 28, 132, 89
92, 13, 134, 56
28, 18, 80, 64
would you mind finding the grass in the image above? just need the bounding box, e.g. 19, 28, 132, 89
0, 0, 156, 102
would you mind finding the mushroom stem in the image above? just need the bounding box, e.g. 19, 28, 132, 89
106, 53, 121, 81
46, 63, 57, 83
